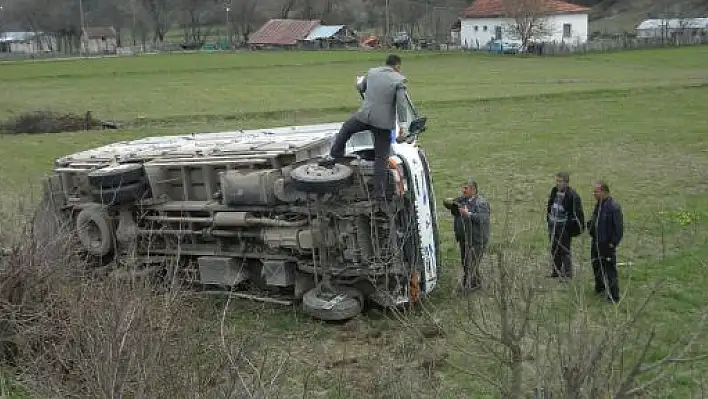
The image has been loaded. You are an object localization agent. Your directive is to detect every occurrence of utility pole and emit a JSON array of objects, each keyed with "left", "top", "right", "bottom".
[
  {"left": 132, "top": 0, "right": 137, "bottom": 46},
  {"left": 426, "top": 0, "right": 430, "bottom": 38},
  {"left": 79, "top": 0, "right": 86, "bottom": 55},
  {"left": 385, "top": 0, "right": 390, "bottom": 47},
  {"left": 225, "top": 5, "right": 231, "bottom": 49}
]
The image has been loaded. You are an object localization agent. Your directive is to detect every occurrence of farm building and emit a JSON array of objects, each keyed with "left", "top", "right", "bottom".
[
  {"left": 248, "top": 19, "right": 321, "bottom": 48},
  {"left": 459, "top": 0, "right": 590, "bottom": 49},
  {"left": 635, "top": 18, "right": 708, "bottom": 39},
  {"left": 298, "top": 25, "right": 359, "bottom": 49},
  {"left": 81, "top": 26, "right": 118, "bottom": 54},
  {"left": 450, "top": 20, "right": 461, "bottom": 45},
  {"left": 0, "top": 31, "right": 57, "bottom": 54}
]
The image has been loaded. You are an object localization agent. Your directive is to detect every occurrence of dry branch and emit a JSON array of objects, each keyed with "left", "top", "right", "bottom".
[{"left": 501, "top": 0, "right": 554, "bottom": 46}]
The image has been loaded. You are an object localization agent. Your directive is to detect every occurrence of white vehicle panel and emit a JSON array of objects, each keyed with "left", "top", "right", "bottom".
[{"left": 391, "top": 143, "right": 438, "bottom": 292}]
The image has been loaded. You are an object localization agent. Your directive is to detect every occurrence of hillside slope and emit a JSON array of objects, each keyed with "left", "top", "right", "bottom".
[{"left": 587, "top": 0, "right": 708, "bottom": 33}]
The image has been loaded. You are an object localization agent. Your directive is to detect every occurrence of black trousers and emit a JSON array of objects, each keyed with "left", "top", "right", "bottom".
[
  {"left": 459, "top": 239, "right": 483, "bottom": 288},
  {"left": 591, "top": 241, "right": 620, "bottom": 302},
  {"left": 549, "top": 223, "right": 573, "bottom": 277},
  {"left": 329, "top": 116, "right": 391, "bottom": 196}
]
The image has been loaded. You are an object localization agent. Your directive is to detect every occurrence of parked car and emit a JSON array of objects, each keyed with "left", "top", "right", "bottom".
[
  {"left": 34, "top": 88, "right": 440, "bottom": 322},
  {"left": 486, "top": 39, "right": 524, "bottom": 54}
]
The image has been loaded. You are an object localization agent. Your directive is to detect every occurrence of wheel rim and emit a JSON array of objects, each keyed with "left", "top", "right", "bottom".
[
  {"left": 85, "top": 220, "right": 103, "bottom": 249},
  {"left": 305, "top": 164, "right": 343, "bottom": 178}
]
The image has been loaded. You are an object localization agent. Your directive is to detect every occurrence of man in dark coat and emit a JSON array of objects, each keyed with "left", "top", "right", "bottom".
[
  {"left": 546, "top": 172, "right": 585, "bottom": 279},
  {"left": 587, "top": 181, "right": 624, "bottom": 303},
  {"left": 443, "top": 177, "right": 491, "bottom": 294}
]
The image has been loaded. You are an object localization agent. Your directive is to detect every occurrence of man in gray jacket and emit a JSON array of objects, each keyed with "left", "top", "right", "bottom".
[
  {"left": 443, "top": 177, "right": 491, "bottom": 294},
  {"left": 320, "top": 54, "right": 409, "bottom": 199}
]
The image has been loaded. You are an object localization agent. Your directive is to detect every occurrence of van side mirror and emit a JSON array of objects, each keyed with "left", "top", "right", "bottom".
[
  {"left": 396, "top": 117, "right": 427, "bottom": 144},
  {"left": 408, "top": 117, "right": 427, "bottom": 134}
]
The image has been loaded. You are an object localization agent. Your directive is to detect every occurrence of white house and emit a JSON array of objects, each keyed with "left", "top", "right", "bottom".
[
  {"left": 459, "top": 0, "right": 591, "bottom": 49},
  {"left": 636, "top": 18, "right": 708, "bottom": 39}
]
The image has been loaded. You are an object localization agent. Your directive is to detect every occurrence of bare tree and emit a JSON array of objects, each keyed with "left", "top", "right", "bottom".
[
  {"left": 230, "top": 0, "right": 261, "bottom": 44},
  {"left": 178, "top": 0, "right": 218, "bottom": 45},
  {"left": 279, "top": 0, "right": 296, "bottom": 18},
  {"left": 501, "top": 0, "right": 554, "bottom": 47},
  {"left": 407, "top": 195, "right": 708, "bottom": 399},
  {"left": 140, "top": 0, "right": 175, "bottom": 42}
]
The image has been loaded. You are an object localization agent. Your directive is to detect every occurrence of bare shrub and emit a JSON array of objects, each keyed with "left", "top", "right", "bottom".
[
  {"left": 414, "top": 198, "right": 708, "bottom": 398},
  {"left": 0, "top": 197, "right": 293, "bottom": 398},
  {"left": 0, "top": 111, "right": 113, "bottom": 134}
]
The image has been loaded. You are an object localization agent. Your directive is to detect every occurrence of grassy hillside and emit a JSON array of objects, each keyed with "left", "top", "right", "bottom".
[
  {"left": 0, "top": 47, "right": 707, "bottom": 397},
  {"left": 589, "top": 0, "right": 708, "bottom": 34}
]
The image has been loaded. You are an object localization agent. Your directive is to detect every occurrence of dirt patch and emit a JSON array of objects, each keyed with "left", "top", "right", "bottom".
[{"left": 0, "top": 111, "right": 119, "bottom": 134}]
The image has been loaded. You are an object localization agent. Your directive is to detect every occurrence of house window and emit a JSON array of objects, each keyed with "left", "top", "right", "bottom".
[
  {"left": 495, "top": 26, "right": 502, "bottom": 39},
  {"left": 563, "top": 23, "right": 571, "bottom": 38},
  {"left": 474, "top": 26, "right": 479, "bottom": 31},
  {"left": 483, "top": 26, "right": 488, "bottom": 31}
]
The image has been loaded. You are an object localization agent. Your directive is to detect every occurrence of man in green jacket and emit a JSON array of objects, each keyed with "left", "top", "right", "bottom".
[{"left": 443, "top": 177, "right": 491, "bottom": 294}]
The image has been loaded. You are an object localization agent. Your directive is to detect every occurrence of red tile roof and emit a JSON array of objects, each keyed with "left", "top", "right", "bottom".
[
  {"left": 248, "top": 19, "right": 321, "bottom": 46},
  {"left": 462, "top": 0, "right": 591, "bottom": 18}
]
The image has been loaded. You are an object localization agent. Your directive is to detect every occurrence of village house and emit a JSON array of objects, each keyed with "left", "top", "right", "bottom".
[
  {"left": 459, "top": 0, "right": 591, "bottom": 50},
  {"left": 0, "top": 31, "right": 57, "bottom": 54},
  {"left": 248, "top": 19, "right": 359, "bottom": 50},
  {"left": 81, "top": 26, "right": 118, "bottom": 54},
  {"left": 635, "top": 18, "right": 708, "bottom": 39}
]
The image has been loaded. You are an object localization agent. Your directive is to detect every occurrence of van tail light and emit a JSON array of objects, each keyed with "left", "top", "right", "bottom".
[
  {"left": 388, "top": 157, "right": 406, "bottom": 195},
  {"left": 409, "top": 271, "right": 420, "bottom": 302}
]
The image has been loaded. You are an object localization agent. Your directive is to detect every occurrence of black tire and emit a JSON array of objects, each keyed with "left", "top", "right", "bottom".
[
  {"left": 91, "top": 180, "right": 150, "bottom": 206},
  {"left": 88, "top": 163, "right": 144, "bottom": 189},
  {"left": 290, "top": 163, "right": 353, "bottom": 194},
  {"left": 76, "top": 204, "right": 115, "bottom": 257},
  {"left": 302, "top": 286, "right": 363, "bottom": 321}
]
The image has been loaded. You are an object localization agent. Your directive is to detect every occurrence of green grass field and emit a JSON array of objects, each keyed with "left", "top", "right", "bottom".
[{"left": 1, "top": 47, "right": 708, "bottom": 397}]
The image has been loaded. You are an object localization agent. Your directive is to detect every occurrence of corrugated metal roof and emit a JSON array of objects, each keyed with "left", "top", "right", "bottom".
[
  {"left": 248, "top": 19, "right": 320, "bottom": 46},
  {"left": 304, "top": 25, "right": 344, "bottom": 40},
  {"left": 83, "top": 26, "right": 117, "bottom": 38},
  {"left": 636, "top": 18, "right": 708, "bottom": 30}
]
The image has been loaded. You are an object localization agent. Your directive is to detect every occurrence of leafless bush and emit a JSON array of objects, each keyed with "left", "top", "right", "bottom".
[
  {"left": 0, "top": 111, "right": 106, "bottom": 134},
  {"left": 414, "top": 199, "right": 708, "bottom": 398},
  {"left": 0, "top": 196, "right": 294, "bottom": 398}
]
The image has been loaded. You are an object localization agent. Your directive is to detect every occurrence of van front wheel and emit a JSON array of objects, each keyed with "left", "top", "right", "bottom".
[{"left": 302, "top": 286, "right": 363, "bottom": 321}]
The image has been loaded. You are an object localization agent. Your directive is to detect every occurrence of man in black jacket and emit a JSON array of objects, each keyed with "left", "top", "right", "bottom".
[
  {"left": 546, "top": 172, "right": 585, "bottom": 279},
  {"left": 587, "top": 181, "right": 624, "bottom": 303}
]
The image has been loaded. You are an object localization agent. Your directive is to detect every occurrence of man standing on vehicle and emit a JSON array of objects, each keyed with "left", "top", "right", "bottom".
[
  {"left": 546, "top": 171, "right": 585, "bottom": 280},
  {"left": 443, "top": 177, "right": 491, "bottom": 294},
  {"left": 319, "top": 54, "right": 409, "bottom": 199},
  {"left": 587, "top": 181, "right": 624, "bottom": 303}
]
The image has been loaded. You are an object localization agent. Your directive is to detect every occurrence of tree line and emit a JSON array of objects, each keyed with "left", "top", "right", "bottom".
[{"left": 0, "top": 0, "right": 471, "bottom": 47}]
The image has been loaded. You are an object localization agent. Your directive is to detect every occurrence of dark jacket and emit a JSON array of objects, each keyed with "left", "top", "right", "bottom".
[
  {"left": 546, "top": 186, "right": 585, "bottom": 237},
  {"left": 444, "top": 195, "right": 491, "bottom": 246},
  {"left": 587, "top": 197, "right": 624, "bottom": 247}
]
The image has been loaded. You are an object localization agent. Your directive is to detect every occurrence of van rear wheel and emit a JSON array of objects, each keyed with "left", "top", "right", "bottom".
[{"left": 302, "top": 286, "right": 363, "bottom": 321}]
